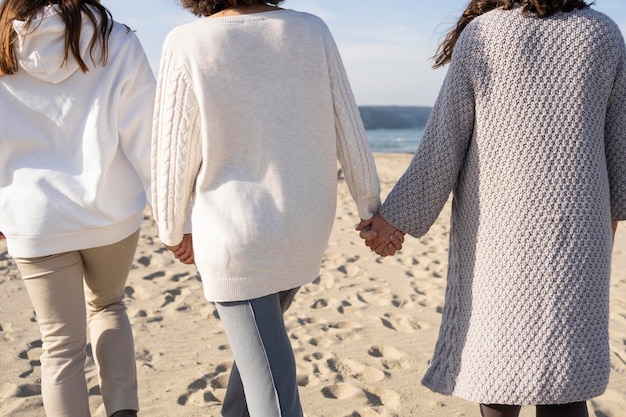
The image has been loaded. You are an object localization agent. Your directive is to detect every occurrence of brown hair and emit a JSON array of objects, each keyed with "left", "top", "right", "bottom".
[
  {"left": 179, "top": 0, "right": 284, "bottom": 17},
  {"left": 0, "top": 0, "right": 113, "bottom": 76},
  {"left": 433, "top": 0, "right": 593, "bottom": 68}
]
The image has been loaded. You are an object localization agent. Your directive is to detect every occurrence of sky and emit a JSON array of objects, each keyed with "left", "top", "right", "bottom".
[{"left": 103, "top": 0, "right": 626, "bottom": 107}]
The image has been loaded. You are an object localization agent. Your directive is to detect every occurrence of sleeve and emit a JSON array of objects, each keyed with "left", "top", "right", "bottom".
[
  {"left": 379, "top": 48, "right": 475, "bottom": 238},
  {"left": 605, "top": 35, "right": 626, "bottom": 222},
  {"left": 117, "top": 31, "right": 156, "bottom": 205},
  {"left": 325, "top": 32, "right": 381, "bottom": 220},
  {"left": 151, "top": 44, "right": 203, "bottom": 246}
]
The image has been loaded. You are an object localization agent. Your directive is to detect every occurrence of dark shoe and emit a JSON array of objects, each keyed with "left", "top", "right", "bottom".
[{"left": 110, "top": 410, "right": 137, "bottom": 417}]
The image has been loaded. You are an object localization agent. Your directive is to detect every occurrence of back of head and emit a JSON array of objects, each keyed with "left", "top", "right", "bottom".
[
  {"left": 433, "top": 0, "right": 593, "bottom": 68},
  {"left": 180, "top": 0, "right": 284, "bottom": 17},
  {"left": 0, "top": 0, "right": 113, "bottom": 76}
]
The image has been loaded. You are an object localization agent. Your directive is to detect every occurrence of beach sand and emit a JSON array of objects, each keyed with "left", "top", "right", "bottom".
[{"left": 1, "top": 152, "right": 625, "bottom": 417}]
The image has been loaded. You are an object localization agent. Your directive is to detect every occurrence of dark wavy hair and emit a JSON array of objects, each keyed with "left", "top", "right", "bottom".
[
  {"left": 0, "top": 0, "right": 113, "bottom": 76},
  {"left": 180, "top": 0, "right": 284, "bottom": 17},
  {"left": 433, "top": 0, "right": 593, "bottom": 68}
]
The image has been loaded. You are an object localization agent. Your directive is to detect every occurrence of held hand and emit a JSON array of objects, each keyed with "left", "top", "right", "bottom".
[
  {"left": 166, "top": 233, "right": 195, "bottom": 265},
  {"left": 356, "top": 214, "right": 405, "bottom": 257}
]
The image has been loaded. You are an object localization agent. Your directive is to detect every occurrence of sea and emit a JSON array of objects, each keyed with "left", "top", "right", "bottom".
[{"left": 365, "top": 128, "right": 424, "bottom": 154}]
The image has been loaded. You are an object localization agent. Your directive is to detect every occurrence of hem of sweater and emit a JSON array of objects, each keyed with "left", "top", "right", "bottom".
[
  {"left": 421, "top": 375, "right": 608, "bottom": 405},
  {"left": 6, "top": 214, "right": 143, "bottom": 258},
  {"left": 199, "top": 256, "right": 323, "bottom": 302}
]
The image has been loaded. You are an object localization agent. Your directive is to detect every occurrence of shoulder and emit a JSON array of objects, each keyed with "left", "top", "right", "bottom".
[
  {"left": 107, "top": 20, "right": 143, "bottom": 50},
  {"left": 573, "top": 8, "right": 625, "bottom": 46},
  {"left": 163, "top": 19, "right": 204, "bottom": 45},
  {"left": 277, "top": 9, "right": 335, "bottom": 48},
  {"left": 278, "top": 9, "right": 330, "bottom": 31}
]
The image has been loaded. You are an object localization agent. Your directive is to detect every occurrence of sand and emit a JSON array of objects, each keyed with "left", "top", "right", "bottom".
[{"left": 1, "top": 152, "right": 625, "bottom": 417}]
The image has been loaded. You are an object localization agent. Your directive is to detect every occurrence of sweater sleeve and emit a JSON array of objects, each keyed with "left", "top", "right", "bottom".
[
  {"left": 379, "top": 50, "right": 475, "bottom": 238},
  {"left": 117, "top": 31, "right": 156, "bottom": 205},
  {"left": 326, "top": 33, "right": 380, "bottom": 220},
  {"left": 605, "top": 35, "right": 626, "bottom": 222},
  {"left": 151, "top": 47, "right": 202, "bottom": 246}
]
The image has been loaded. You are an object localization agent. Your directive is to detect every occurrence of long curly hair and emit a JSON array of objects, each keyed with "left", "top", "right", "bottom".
[
  {"left": 0, "top": 0, "right": 113, "bottom": 76},
  {"left": 433, "top": 0, "right": 593, "bottom": 68},
  {"left": 179, "top": 0, "right": 284, "bottom": 17}
]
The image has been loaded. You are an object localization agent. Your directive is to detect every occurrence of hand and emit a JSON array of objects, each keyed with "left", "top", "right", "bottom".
[
  {"left": 0, "top": 231, "right": 5, "bottom": 240},
  {"left": 166, "top": 233, "right": 195, "bottom": 265},
  {"left": 356, "top": 214, "right": 405, "bottom": 257}
]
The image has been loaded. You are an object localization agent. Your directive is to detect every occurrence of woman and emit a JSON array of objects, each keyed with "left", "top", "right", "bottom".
[
  {"left": 361, "top": 0, "right": 626, "bottom": 416},
  {"left": 0, "top": 1, "right": 155, "bottom": 416},
  {"left": 151, "top": 0, "right": 395, "bottom": 415}
]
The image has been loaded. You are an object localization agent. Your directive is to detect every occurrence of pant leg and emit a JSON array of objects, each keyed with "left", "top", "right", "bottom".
[
  {"left": 217, "top": 288, "right": 302, "bottom": 417},
  {"left": 82, "top": 230, "right": 140, "bottom": 417},
  {"left": 480, "top": 404, "right": 522, "bottom": 417},
  {"left": 221, "top": 363, "right": 249, "bottom": 417},
  {"left": 536, "top": 402, "right": 588, "bottom": 417},
  {"left": 15, "top": 252, "right": 91, "bottom": 417}
]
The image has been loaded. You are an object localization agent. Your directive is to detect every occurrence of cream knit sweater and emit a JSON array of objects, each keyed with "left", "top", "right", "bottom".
[
  {"left": 152, "top": 10, "right": 380, "bottom": 302},
  {"left": 380, "top": 7, "right": 626, "bottom": 404}
]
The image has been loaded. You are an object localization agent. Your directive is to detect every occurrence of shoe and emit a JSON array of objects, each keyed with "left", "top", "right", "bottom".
[{"left": 110, "top": 410, "right": 137, "bottom": 417}]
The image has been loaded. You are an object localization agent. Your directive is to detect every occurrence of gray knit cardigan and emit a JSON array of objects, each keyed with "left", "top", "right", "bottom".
[{"left": 379, "top": 7, "right": 626, "bottom": 404}]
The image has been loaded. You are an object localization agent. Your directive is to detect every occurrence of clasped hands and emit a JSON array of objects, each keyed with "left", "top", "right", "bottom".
[{"left": 357, "top": 213, "right": 405, "bottom": 257}]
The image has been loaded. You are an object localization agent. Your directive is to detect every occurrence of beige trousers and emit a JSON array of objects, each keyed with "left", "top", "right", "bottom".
[{"left": 14, "top": 230, "right": 140, "bottom": 417}]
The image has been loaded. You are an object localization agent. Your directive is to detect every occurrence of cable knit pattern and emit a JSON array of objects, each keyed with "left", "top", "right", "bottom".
[
  {"left": 152, "top": 49, "right": 202, "bottom": 245},
  {"left": 379, "top": 7, "right": 626, "bottom": 405},
  {"left": 152, "top": 9, "right": 380, "bottom": 302}
]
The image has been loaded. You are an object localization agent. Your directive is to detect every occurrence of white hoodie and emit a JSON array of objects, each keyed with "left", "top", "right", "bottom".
[{"left": 0, "top": 5, "right": 155, "bottom": 257}]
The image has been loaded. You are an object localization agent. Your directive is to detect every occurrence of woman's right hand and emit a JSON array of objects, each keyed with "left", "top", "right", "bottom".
[{"left": 166, "top": 233, "right": 194, "bottom": 265}]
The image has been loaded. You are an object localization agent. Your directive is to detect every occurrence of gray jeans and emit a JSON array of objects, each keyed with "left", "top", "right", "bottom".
[{"left": 216, "top": 287, "right": 303, "bottom": 417}]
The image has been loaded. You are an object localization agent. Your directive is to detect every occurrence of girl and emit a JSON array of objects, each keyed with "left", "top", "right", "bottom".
[
  {"left": 151, "top": 1, "right": 397, "bottom": 415},
  {"left": 0, "top": 0, "right": 155, "bottom": 415},
  {"left": 361, "top": 1, "right": 626, "bottom": 416}
]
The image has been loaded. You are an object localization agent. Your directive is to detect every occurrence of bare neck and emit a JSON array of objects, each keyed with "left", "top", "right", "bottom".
[{"left": 210, "top": 4, "right": 281, "bottom": 18}]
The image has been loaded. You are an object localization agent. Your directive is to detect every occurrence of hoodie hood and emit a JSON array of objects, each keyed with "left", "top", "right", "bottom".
[{"left": 12, "top": 5, "right": 97, "bottom": 84}]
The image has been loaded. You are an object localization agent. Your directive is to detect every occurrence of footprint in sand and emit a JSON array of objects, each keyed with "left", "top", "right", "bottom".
[
  {"left": 380, "top": 312, "right": 422, "bottom": 333},
  {"left": 336, "top": 300, "right": 353, "bottom": 314},
  {"left": 362, "top": 386, "right": 402, "bottom": 410},
  {"left": 142, "top": 271, "right": 166, "bottom": 281},
  {"left": 306, "top": 320, "right": 363, "bottom": 346},
  {"left": 326, "top": 357, "right": 387, "bottom": 383},
  {"left": 391, "top": 293, "right": 418, "bottom": 309},
  {"left": 355, "top": 286, "right": 393, "bottom": 307},
  {"left": 321, "top": 383, "right": 401, "bottom": 411},
  {"left": 321, "top": 383, "right": 364, "bottom": 400},
  {"left": 16, "top": 339, "right": 42, "bottom": 378},
  {"left": 306, "top": 273, "right": 336, "bottom": 292},
  {"left": 298, "top": 351, "right": 336, "bottom": 386},
  {"left": 176, "top": 362, "right": 230, "bottom": 407},
  {"left": 0, "top": 382, "right": 41, "bottom": 399},
  {"left": 368, "top": 345, "right": 412, "bottom": 370}
]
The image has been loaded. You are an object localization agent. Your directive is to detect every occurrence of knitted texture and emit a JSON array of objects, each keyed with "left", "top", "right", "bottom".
[
  {"left": 152, "top": 10, "right": 380, "bottom": 302},
  {"left": 380, "top": 7, "right": 626, "bottom": 404}
]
